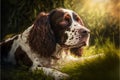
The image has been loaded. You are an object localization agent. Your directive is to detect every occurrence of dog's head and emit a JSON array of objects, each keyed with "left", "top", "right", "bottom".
[
  {"left": 28, "top": 8, "right": 90, "bottom": 57},
  {"left": 49, "top": 8, "right": 90, "bottom": 48}
]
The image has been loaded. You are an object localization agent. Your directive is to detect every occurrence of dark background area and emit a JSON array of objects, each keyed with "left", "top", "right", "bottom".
[{"left": 1, "top": 0, "right": 64, "bottom": 39}]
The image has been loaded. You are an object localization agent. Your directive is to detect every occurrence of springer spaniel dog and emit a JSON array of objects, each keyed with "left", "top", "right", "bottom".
[{"left": 0, "top": 8, "right": 90, "bottom": 80}]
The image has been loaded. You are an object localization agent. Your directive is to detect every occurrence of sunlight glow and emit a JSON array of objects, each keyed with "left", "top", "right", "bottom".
[
  {"left": 66, "top": 53, "right": 104, "bottom": 62},
  {"left": 67, "top": 55, "right": 79, "bottom": 61},
  {"left": 75, "top": 0, "right": 120, "bottom": 21},
  {"left": 91, "top": 0, "right": 109, "bottom": 3}
]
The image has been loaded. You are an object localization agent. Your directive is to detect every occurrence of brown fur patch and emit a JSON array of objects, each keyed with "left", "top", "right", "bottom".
[
  {"left": 70, "top": 47, "right": 83, "bottom": 56},
  {"left": 15, "top": 46, "right": 33, "bottom": 67},
  {"left": 28, "top": 12, "right": 56, "bottom": 57},
  {"left": 49, "top": 9, "right": 71, "bottom": 45}
]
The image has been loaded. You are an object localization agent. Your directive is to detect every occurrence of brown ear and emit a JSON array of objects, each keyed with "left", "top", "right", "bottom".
[{"left": 28, "top": 12, "right": 56, "bottom": 57}]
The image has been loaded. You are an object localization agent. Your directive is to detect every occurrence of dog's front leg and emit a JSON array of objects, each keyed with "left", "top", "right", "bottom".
[{"left": 31, "top": 66, "right": 69, "bottom": 80}]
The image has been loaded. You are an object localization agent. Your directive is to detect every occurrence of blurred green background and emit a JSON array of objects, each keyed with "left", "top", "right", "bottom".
[{"left": 1, "top": 0, "right": 120, "bottom": 80}]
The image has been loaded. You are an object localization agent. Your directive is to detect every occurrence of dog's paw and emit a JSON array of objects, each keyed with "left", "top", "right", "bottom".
[
  {"left": 54, "top": 72, "right": 69, "bottom": 80},
  {"left": 33, "top": 67, "right": 69, "bottom": 80}
]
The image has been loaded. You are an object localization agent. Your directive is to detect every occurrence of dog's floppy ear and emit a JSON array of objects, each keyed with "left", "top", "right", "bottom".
[{"left": 28, "top": 12, "right": 56, "bottom": 57}]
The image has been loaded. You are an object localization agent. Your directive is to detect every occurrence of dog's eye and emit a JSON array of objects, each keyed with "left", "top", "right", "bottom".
[
  {"left": 59, "top": 20, "right": 69, "bottom": 27},
  {"left": 73, "top": 13, "right": 84, "bottom": 25},
  {"left": 73, "top": 13, "right": 80, "bottom": 21},
  {"left": 76, "top": 17, "right": 84, "bottom": 25},
  {"left": 58, "top": 15, "right": 69, "bottom": 26},
  {"left": 59, "top": 14, "right": 71, "bottom": 27},
  {"left": 74, "top": 15, "right": 80, "bottom": 22},
  {"left": 76, "top": 17, "right": 80, "bottom": 22},
  {"left": 64, "top": 14, "right": 70, "bottom": 21}
]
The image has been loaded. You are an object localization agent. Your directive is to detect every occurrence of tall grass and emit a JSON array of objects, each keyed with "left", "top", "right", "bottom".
[{"left": 61, "top": 40, "right": 119, "bottom": 80}]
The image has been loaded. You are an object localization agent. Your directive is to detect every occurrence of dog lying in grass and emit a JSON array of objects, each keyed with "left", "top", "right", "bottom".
[{"left": 0, "top": 8, "right": 90, "bottom": 80}]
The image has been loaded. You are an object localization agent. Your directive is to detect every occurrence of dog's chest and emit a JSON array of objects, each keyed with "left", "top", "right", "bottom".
[
  {"left": 17, "top": 38, "right": 67, "bottom": 68},
  {"left": 31, "top": 47, "right": 69, "bottom": 69}
]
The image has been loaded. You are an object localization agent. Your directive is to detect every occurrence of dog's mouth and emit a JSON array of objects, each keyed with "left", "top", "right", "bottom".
[
  {"left": 60, "top": 35, "right": 90, "bottom": 56},
  {"left": 69, "top": 41, "right": 86, "bottom": 56},
  {"left": 61, "top": 41, "right": 87, "bottom": 49},
  {"left": 72, "top": 41, "right": 86, "bottom": 48},
  {"left": 60, "top": 41, "right": 86, "bottom": 57}
]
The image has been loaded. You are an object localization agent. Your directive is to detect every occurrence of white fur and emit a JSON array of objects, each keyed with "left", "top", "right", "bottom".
[
  {"left": 37, "top": 67, "right": 69, "bottom": 80},
  {"left": 7, "top": 40, "right": 19, "bottom": 64},
  {"left": 62, "top": 9, "right": 90, "bottom": 46}
]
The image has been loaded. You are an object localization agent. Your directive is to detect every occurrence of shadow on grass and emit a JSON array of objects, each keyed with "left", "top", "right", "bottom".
[{"left": 1, "top": 65, "right": 53, "bottom": 80}]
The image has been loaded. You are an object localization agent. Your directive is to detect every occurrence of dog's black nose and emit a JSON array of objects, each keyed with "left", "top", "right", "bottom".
[{"left": 79, "top": 28, "right": 90, "bottom": 36}]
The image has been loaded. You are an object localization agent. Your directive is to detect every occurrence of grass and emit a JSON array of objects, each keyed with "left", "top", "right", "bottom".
[
  {"left": 61, "top": 40, "right": 120, "bottom": 80},
  {"left": 1, "top": 40, "right": 120, "bottom": 80},
  {"left": 1, "top": 66, "right": 53, "bottom": 80}
]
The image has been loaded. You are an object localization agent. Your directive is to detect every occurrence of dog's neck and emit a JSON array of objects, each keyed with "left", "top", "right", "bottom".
[{"left": 51, "top": 44, "right": 69, "bottom": 60}]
